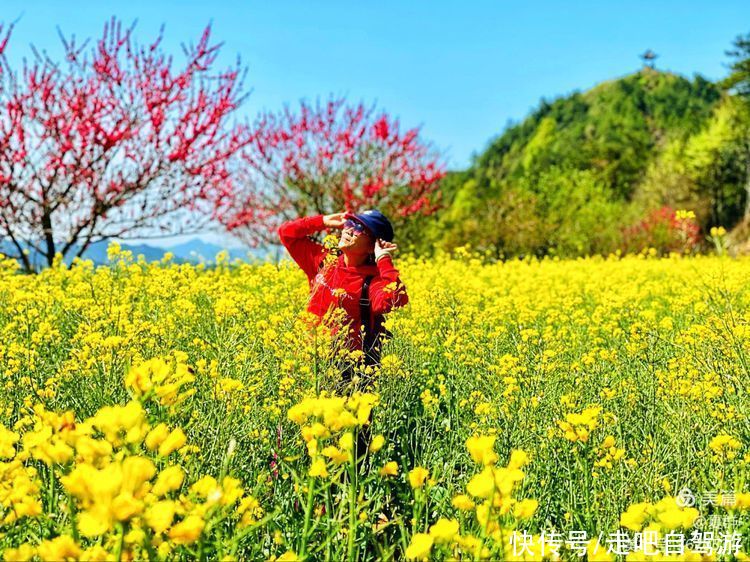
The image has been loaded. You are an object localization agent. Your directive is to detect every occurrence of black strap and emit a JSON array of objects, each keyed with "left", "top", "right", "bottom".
[
  {"left": 360, "top": 274, "right": 381, "bottom": 367},
  {"left": 360, "top": 274, "right": 374, "bottom": 341}
]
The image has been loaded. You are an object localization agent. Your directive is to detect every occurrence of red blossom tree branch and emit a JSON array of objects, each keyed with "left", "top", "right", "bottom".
[
  {"left": 0, "top": 18, "right": 252, "bottom": 271},
  {"left": 216, "top": 96, "right": 446, "bottom": 246}
]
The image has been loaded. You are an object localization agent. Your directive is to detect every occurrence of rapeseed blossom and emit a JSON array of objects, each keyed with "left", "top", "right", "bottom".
[{"left": 0, "top": 246, "right": 749, "bottom": 558}]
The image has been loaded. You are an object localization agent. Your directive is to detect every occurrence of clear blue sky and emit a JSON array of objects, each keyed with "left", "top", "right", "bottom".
[{"left": 2, "top": 0, "right": 748, "bottom": 247}]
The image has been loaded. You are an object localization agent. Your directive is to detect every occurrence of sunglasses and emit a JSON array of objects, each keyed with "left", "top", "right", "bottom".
[{"left": 343, "top": 219, "right": 369, "bottom": 236}]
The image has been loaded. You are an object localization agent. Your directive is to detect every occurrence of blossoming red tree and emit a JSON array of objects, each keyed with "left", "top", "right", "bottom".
[
  {"left": 622, "top": 206, "right": 701, "bottom": 254},
  {"left": 219, "top": 97, "right": 446, "bottom": 246},
  {"left": 0, "top": 19, "right": 251, "bottom": 272}
]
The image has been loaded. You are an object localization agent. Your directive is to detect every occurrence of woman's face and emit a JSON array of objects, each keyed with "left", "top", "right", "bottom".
[{"left": 338, "top": 220, "right": 375, "bottom": 254}]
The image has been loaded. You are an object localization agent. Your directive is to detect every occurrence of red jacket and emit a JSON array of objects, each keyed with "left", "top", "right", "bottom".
[{"left": 278, "top": 214, "right": 409, "bottom": 351}]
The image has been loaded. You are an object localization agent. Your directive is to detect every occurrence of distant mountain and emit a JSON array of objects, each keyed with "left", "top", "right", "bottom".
[
  {"left": 165, "top": 239, "right": 256, "bottom": 262},
  {"left": 0, "top": 237, "right": 277, "bottom": 270},
  {"left": 83, "top": 241, "right": 167, "bottom": 264}
]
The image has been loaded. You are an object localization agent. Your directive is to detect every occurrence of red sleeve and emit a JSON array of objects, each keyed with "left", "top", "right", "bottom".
[
  {"left": 369, "top": 255, "right": 409, "bottom": 315},
  {"left": 277, "top": 215, "right": 327, "bottom": 280}
]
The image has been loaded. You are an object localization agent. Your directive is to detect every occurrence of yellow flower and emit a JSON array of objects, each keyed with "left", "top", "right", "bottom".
[
  {"left": 369, "top": 434, "right": 385, "bottom": 453},
  {"left": 90, "top": 401, "right": 148, "bottom": 447},
  {"left": 287, "top": 403, "right": 308, "bottom": 425},
  {"left": 451, "top": 494, "right": 475, "bottom": 510},
  {"left": 77, "top": 507, "right": 110, "bottom": 537},
  {"left": 11, "top": 496, "right": 42, "bottom": 521},
  {"left": 675, "top": 209, "right": 696, "bottom": 220},
  {"left": 466, "top": 435, "right": 498, "bottom": 466},
  {"left": 466, "top": 467, "right": 495, "bottom": 499},
  {"left": 557, "top": 406, "right": 603, "bottom": 443},
  {"left": 144, "top": 500, "right": 176, "bottom": 534},
  {"left": 709, "top": 432, "right": 742, "bottom": 461},
  {"left": 306, "top": 438, "right": 318, "bottom": 457},
  {"left": 2, "top": 544, "right": 35, "bottom": 562},
  {"left": 60, "top": 464, "right": 100, "bottom": 500},
  {"left": 157, "top": 542, "right": 172, "bottom": 559},
  {"left": 405, "top": 533, "right": 434, "bottom": 560},
  {"left": 36, "top": 536, "right": 81, "bottom": 561},
  {"left": 0, "top": 426, "right": 19, "bottom": 459},
  {"left": 191, "top": 475, "right": 220, "bottom": 500},
  {"left": 121, "top": 456, "right": 156, "bottom": 494},
  {"left": 339, "top": 432, "right": 354, "bottom": 452},
  {"left": 111, "top": 492, "right": 144, "bottom": 521},
  {"left": 152, "top": 466, "right": 185, "bottom": 496},
  {"left": 106, "top": 241, "right": 121, "bottom": 260},
  {"left": 158, "top": 428, "right": 187, "bottom": 457},
  {"left": 653, "top": 497, "right": 699, "bottom": 529},
  {"left": 125, "top": 357, "right": 195, "bottom": 406},
  {"left": 620, "top": 501, "right": 651, "bottom": 531},
  {"left": 321, "top": 445, "right": 350, "bottom": 465},
  {"left": 145, "top": 423, "right": 170, "bottom": 450},
  {"left": 79, "top": 544, "right": 111, "bottom": 561},
  {"left": 309, "top": 458, "right": 329, "bottom": 478},
  {"left": 74, "top": 436, "right": 113, "bottom": 465},
  {"left": 428, "top": 518, "right": 459, "bottom": 543},
  {"left": 379, "top": 461, "right": 399, "bottom": 477},
  {"left": 656, "top": 506, "right": 695, "bottom": 529},
  {"left": 408, "top": 467, "right": 430, "bottom": 489},
  {"left": 301, "top": 423, "right": 328, "bottom": 442},
  {"left": 507, "top": 449, "right": 530, "bottom": 469},
  {"left": 168, "top": 514, "right": 205, "bottom": 544},
  {"left": 221, "top": 477, "right": 244, "bottom": 506},
  {"left": 237, "top": 495, "right": 264, "bottom": 527},
  {"left": 513, "top": 498, "right": 539, "bottom": 519}
]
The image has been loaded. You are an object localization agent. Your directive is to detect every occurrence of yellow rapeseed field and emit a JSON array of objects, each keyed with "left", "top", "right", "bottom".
[{"left": 1, "top": 244, "right": 750, "bottom": 560}]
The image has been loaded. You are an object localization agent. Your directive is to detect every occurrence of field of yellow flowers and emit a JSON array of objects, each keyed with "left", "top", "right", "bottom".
[{"left": 1, "top": 244, "right": 750, "bottom": 561}]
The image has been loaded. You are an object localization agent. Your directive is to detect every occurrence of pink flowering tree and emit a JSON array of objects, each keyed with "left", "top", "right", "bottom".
[
  {"left": 218, "top": 97, "right": 446, "bottom": 246},
  {"left": 0, "top": 19, "right": 251, "bottom": 271}
]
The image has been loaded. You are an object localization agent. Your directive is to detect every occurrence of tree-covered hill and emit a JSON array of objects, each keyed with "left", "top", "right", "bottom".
[
  {"left": 411, "top": 67, "right": 750, "bottom": 258},
  {"left": 475, "top": 70, "right": 720, "bottom": 199}
]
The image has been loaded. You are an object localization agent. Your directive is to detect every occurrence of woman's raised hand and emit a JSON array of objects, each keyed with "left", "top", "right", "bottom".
[
  {"left": 322, "top": 212, "right": 347, "bottom": 229},
  {"left": 375, "top": 239, "right": 398, "bottom": 262}
]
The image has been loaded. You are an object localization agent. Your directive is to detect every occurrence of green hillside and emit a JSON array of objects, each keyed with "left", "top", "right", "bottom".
[
  {"left": 411, "top": 68, "right": 750, "bottom": 257},
  {"left": 476, "top": 70, "right": 719, "bottom": 198}
]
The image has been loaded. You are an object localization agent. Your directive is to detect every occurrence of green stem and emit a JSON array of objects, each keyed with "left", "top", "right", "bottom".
[
  {"left": 67, "top": 494, "right": 79, "bottom": 542},
  {"left": 47, "top": 465, "right": 55, "bottom": 513},
  {"left": 412, "top": 490, "right": 421, "bottom": 535},
  {"left": 325, "top": 488, "right": 334, "bottom": 560},
  {"left": 476, "top": 480, "right": 497, "bottom": 561},
  {"left": 198, "top": 533, "right": 205, "bottom": 562},
  {"left": 115, "top": 522, "right": 126, "bottom": 562},
  {"left": 142, "top": 528, "right": 159, "bottom": 561},
  {"left": 347, "top": 442, "right": 358, "bottom": 562},
  {"left": 300, "top": 477, "right": 316, "bottom": 558},
  {"left": 230, "top": 509, "right": 280, "bottom": 558},
  {"left": 314, "top": 330, "right": 319, "bottom": 395}
]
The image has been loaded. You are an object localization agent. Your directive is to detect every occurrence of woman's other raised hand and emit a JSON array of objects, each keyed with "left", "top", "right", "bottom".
[
  {"left": 375, "top": 239, "right": 398, "bottom": 262},
  {"left": 322, "top": 212, "right": 347, "bottom": 229}
]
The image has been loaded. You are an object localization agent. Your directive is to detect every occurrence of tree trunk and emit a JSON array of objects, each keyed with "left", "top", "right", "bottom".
[{"left": 41, "top": 209, "right": 56, "bottom": 267}]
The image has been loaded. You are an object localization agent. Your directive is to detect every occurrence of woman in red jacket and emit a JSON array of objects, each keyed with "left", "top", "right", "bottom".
[{"left": 277, "top": 209, "right": 409, "bottom": 387}]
